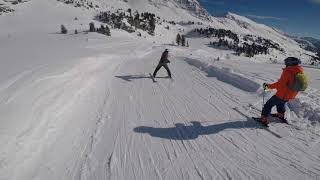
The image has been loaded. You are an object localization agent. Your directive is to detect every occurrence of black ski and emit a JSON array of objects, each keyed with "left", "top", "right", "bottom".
[
  {"left": 248, "top": 104, "right": 289, "bottom": 124},
  {"left": 149, "top": 73, "right": 157, "bottom": 83},
  {"left": 246, "top": 104, "right": 303, "bottom": 131}
]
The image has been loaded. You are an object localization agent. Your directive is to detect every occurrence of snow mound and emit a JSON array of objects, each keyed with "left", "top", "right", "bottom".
[
  {"left": 185, "top": 58, "right": 260, "bottom": 92},
  {"left": 288, "top": 90, "right": 320, "bottom": 122}
]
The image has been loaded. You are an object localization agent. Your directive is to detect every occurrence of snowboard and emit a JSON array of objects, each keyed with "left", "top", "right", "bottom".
[{"left": 149, "top": 73, "right": 157, "bottom": 83}]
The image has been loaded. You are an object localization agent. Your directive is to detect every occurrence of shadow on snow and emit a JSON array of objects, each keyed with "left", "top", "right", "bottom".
[{"left": 134, "top": 120, "right": 262, "bottom": 140}]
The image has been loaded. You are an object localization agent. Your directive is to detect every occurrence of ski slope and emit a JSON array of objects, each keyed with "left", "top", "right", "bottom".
[
  {"left": 1, "top": 0, "right": 320, "bottom": 179},
  {"left": 80, "top": 44, "right": 320, "bottom": 180},
  {"left": 1, "top": 33, "right": 320, "bottom": 179}
]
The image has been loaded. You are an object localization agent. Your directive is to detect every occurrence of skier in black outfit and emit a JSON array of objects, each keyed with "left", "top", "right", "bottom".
[{"left": 153, "top": 49, "right": 172, "bottom": 78}]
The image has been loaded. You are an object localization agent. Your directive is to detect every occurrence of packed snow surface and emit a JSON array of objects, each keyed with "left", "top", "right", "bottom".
[{"left": 1, "top": 0, "right": 320, "bottom": 180}]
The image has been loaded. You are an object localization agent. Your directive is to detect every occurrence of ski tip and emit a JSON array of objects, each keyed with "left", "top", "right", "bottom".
[{"left": 149, "top": 73, "right": 157, "bottom": 83}]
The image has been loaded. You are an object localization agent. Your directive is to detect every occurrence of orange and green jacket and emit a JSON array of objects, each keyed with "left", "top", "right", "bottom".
[{"left": 268, "top": 65, "right": 304, "bottom": 101}]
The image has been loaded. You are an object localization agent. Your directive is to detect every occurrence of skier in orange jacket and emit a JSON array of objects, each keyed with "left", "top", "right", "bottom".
[{"left": 260, "top": 57, "right": 303, "bottom": 125}]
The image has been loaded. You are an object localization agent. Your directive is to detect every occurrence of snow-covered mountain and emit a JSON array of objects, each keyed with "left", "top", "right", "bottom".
[
  {"left": 77, "top": 0, "right": 319, "bottom": 63},
  {"left": 293, "top": 37, "right": 320, "bottom": 52},
  {"left": 0, "top": 0, "right": 318, "bottom": 64},
  {"left": 208, "top": 13, "right": 317, "bottom": 63}
]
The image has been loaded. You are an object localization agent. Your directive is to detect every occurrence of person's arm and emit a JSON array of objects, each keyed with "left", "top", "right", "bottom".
[{"left": 268, "top": 70, "right": 288, "bottom": 89}]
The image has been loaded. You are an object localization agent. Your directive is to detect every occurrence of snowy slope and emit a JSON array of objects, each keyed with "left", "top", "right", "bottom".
[{"left": 1, "top": 0, "right": 320, "bottom": 180}]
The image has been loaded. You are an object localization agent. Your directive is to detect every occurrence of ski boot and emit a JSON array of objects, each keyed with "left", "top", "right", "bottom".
[{"left": 260, "top": 116, "right": 269, "bottom": 126}]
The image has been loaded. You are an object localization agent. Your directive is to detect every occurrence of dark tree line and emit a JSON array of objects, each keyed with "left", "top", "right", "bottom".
[
  {"left": 198, "top": 27, "right": 285, "bottom": 57},
  {"left": 97, "top": 24, "right": 111, "bottom": 36},
  {"left": 0, "top": 6, "right": 14, "bottom": 14},
  {"left": 236, "top": 43, "right": 269, "bottom": 57},
  {"left": 243, "top": 34, "right": 283, "bottom": 52},
  {"left": 96, "top": 9, "right": 157, "bottom": 35},
  {"left": 194, "top": 27, "right": 239, "bottom": 43},
  {"left": 210, "top": 39, "right": 269, "bottom": 57},
  {"left": 89, "top": 22, "right": 111, "bottom": 36},
  {"left": 57, "top": 0, "right": 99, "bottom": 9},
  {"left": 176, "top": 33, "right": 189, "bottom": 47}
]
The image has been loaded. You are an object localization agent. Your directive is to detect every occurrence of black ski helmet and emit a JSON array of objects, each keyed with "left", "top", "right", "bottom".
[{"left": 284, "top": 57, "right": 301, "bottom": 66}]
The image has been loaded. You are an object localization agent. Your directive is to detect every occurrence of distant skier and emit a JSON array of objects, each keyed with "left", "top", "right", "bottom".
[
  {"left": 153, "top": 49, "right": 172, "bottom": 78},
  {"left": 259, "top": 57, "right": 308, "bottom": 125}
]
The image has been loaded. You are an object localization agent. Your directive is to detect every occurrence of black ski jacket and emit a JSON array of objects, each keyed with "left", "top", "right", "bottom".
[{"left": 158, "top": 51, "right": 170, "bottom": 65}]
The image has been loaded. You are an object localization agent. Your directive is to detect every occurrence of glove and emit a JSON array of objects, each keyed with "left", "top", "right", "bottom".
[{"left": 263, "top": 83, "right": 269, "bottom": 90}]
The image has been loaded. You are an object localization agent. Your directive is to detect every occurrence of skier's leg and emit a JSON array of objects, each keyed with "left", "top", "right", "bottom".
[
  {"left": 261, "top": 95, "right": 278, "bottom": 117},
  {"left": 276, "top": 99, "right": 286, "bottom": 114},
  {"left": 275, "top": 97, "right": 287, "bottom": 121},
  {"left": 163, "top": 64, "right": 172, "bottom": 78},
  {"left": 153, "top": 65, "right": 162, "bottom": 77}
]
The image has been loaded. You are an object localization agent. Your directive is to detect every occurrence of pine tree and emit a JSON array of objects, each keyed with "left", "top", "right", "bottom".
[
  {"left": 99, "top": 24, "right": 105, "bottom": 34},
  {"left": 61, "top": 25, "right": 67, "bottom": 34},
  {"left": 128, "top": 8, "right": 132, "bottom": 17},
  {"left": 89, "top": 22, "right": 95, "bottom": 32},
  {"left": 218, "top": 39, "right": 223, "bottom": 47},
  {"left": 105, "top": 25, "right": 111, "bottom": 36},
  {"left": 181, "top": 35, "right": 186, "bottom": 46},
  {"left": 176, "top": 33, "right": 181, "bottom": 46},
  {"left": 148, "top": 16, "right": 156, "bottom": 35},
  {"left": 134, "top": 12, "right": 140, "bottom": 21}
]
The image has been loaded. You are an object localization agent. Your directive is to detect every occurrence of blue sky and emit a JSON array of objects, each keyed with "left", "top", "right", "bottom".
[{"left": 198, "top": 0, "right": 320, "bottom": 39}]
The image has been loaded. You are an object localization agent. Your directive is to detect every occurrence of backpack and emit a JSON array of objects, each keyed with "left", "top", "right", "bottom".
[{"left": 289, "top": 72, "right": 308, "bottom": 92}]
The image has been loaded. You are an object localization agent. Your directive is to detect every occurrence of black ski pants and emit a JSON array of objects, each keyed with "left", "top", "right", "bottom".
[
  {"left": 261, "top": 95, "right": 287, "bottom": 117},
  {"left": 153, "top": 64, "right": 171, "bottom": 78}
]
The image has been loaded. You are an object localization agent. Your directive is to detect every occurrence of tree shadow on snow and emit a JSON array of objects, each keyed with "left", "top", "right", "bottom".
[
  {"left": 134, "top": 120, "right": 262, "bottom": 140},
  {"left": 115, "top": 75, "right": 169, "bottom": 82}
]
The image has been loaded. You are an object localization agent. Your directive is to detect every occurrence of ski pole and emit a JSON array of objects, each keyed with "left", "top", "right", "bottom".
[
  {"left": 262, "top": 89, "right": 265, "bottom": 110},
  {"left": 262, "top": 83, "right": 268, "bottom": 110}
]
